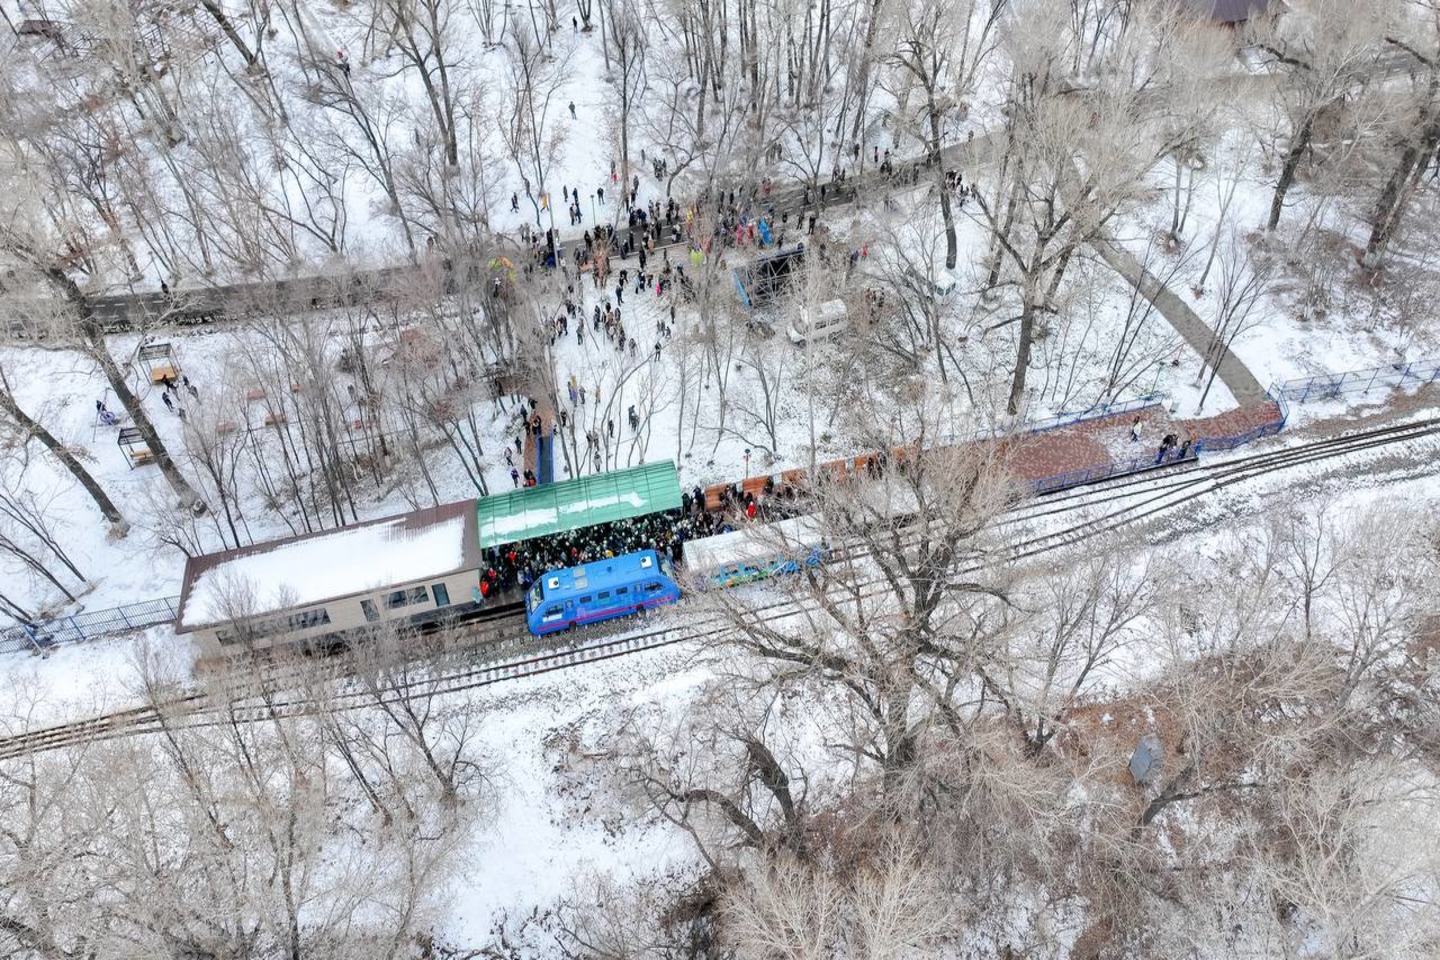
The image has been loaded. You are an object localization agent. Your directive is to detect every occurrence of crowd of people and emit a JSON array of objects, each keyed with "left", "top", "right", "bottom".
[
  {"left": 475, "top": 475, "right": 806, "bottom": 600},
  {"left": 516, "top": 160, "right": 835, "bottom": 288}
]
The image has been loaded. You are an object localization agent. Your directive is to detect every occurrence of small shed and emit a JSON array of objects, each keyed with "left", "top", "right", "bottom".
[
  {"left": 117, "top": 426, "right": 154, "bottom": 468},
  {"left": 136, "top": 341, "right": 179, "bottom": 384}
]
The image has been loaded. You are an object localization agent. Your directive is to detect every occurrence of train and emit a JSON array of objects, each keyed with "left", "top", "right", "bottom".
[
  {"left": 177, "top": 392, "right": 1280, "bottom": 662},
  {"left": 523, "top": 518, "right": 829, "bottom": 635}
]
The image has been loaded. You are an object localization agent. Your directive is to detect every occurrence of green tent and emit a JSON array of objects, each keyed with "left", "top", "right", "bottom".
[{"left": 477, "top": 461, "right": 682, "bottom": 549}]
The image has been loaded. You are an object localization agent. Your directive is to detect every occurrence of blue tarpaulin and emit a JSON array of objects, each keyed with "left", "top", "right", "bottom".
[{"left": 537, "top": 434, "right": 555, "bottom": 484}]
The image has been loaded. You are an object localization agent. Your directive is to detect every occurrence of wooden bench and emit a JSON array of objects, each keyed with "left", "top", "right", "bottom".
[
  {"left": 128, "top": 450, "right": 156, "bottom": 467},
  {"left": 149, "top": 364, "right": 178, "bottom": 384}
]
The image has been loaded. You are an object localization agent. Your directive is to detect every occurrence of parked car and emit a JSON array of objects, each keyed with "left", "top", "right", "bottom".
[{"left": 787, "top": 298, "right": 849, "bottom": 345}]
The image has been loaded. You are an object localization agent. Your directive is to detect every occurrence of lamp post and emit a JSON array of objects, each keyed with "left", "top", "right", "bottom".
[
  {"left": 591, "top": 192, "right": 598, "bottom": 224},
  {"left": 743, "top": 447, "right": 751, "bottom": 479},
  {"left": 1150, "top": 360, "right": 1165, "bottom": 398}
]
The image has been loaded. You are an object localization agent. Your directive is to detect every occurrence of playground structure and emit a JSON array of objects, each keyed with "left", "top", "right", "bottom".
[
  {"left": 136, "top": 341, "right": 179, "bottom": 384},
  {"left": 117, "top": 426, "right": 154, "bottom": 468}
]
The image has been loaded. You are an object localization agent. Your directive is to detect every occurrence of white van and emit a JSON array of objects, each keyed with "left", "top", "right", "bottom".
[
  {"left": 787, "top": 299, "right": 849, "bottom": 345},
  {"left": 905, "top": 267, "right": 957, "bottom": 301}
]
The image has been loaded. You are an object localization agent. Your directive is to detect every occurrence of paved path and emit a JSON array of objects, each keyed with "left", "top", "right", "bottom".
[{"left": 1089, "top": 236, "right": 1266, "bottom": 405}]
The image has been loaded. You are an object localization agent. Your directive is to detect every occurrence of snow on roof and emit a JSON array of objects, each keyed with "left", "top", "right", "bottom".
[{"left": 178, "top": 501, "right": 476, "bottom": 628}]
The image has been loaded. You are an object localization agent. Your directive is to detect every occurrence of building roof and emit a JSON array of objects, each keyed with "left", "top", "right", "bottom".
[
  {"left": 1190, "top": 0, "right": 1278, "bottom": 23},
  {"left": 477, "top": 461, "right": 682, "bottom": 549},
  {"left": 176, "top": 499, "right": 479, "bottom": 630}
]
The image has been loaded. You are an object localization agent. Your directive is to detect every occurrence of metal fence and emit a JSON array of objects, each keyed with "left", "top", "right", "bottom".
[
  {"left": 1018, "top": 394, "right": 1166, "bottom": 437},
  {"left": 0, "top": 596, "right": 181, "bottom": 656},
  {"left": 1273, "top": 358, "right": 1440, "bottom": 404},
  {"left": 946, "top": 393, "right": 1166, "bottom": 446}
]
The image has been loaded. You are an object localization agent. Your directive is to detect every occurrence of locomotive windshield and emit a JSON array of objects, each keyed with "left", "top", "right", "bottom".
[{"left": 526, "top": 581, "right": 542, "bottom": 612}]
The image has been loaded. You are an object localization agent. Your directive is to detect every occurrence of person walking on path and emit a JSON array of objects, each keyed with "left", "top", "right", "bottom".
[
  {"left": 1155, "top": 433, "right": 1177, "bottom": 464},
  {"left": 1130, "top": 417, "right": 1142, "bottom": 443}
]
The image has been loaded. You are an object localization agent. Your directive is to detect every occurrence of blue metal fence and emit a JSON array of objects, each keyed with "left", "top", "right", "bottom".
[
  {"left": 1274, "top": 358, "right": 1440, "bottom": 404},
  {"left": 0, "top": 596, "right": 181, "bottom": 656},
  {"left": 1017, "top": 394, "right": 1167, "bottom": 437},
  {"left": 946, "top": 393, "right": 1167, "bottom": 446}
]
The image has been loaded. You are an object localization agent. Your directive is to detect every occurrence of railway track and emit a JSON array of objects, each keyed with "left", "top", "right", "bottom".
[
  {"left": 1002, "top": 415, "right": 1440, "bottom": 556},
  {"left": 2, "top": 415, "right": 1436, "bottom": 761}
]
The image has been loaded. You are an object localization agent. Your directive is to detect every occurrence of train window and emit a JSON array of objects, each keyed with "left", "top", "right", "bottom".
[
  {"left": 361, "top": 599, "right": 380, "bottom": 622},
  {"left": 408, "top": 586, "right": 429, "bottom": 605},
  {"left": 542, "top": 606, "right": 563, "bottom": 623},
  {"left": 598, "top": 591, "right": 611, "bottom": 600},
  {"left": 616, "top": 586, "right": 628, "bottom": 595},
  {"left": 432, "top": 583, "right": 450, "bottom": 607},
  {"left": 287, "top": 609, "right": 331, "bottom": 631},
  {"left": 580, "top": 595, "right": 592, "bottom": 604},
  {"left": 645, "top": 581, "right": 662, "bottom": 593}
]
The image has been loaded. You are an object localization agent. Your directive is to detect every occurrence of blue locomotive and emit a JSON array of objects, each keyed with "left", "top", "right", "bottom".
[{"left": 524, "top": 549, "right": 681, "bottom": 634}]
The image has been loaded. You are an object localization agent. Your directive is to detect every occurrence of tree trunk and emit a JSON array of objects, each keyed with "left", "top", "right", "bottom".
[
  {"left": 929, "top": 108, "right": 958, "bottom": 270},
  {"left": 1363, "top": 103, "right": 1440, "bottom": 267},
  {"left": 0, "top": 383, "right": 127, "bottom": 530},
  {"left": 1267, "top": 112, "right": 1315, "bottom": 232},
  {"left": 198, "top": 0, "right": 257, "bottom": 67},
  {"left": 1007, "top": 295, "right": 1038, "bottom": 415}
]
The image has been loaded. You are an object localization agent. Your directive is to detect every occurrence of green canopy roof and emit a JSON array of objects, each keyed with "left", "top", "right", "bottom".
[{"left": 477, "top": 461, "right": 682, "bottom": 549}]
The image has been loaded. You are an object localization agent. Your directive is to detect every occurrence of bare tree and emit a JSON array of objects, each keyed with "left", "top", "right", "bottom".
[
  {"left": 1248, "top": 0, "right": 1386, "bottom": 233},
  {"left": 498, "top": 19, "right": 572, "bottom": 230},
  {"left": 604, "top": 0, "right": 648, "bottom": 209},
  {"left": 885, "top": 0, "right": 1007, "bottom": 271},
  {"left": 975, "top": 0, "right": 1221, "bottom": 413},
  {"left": 0, "top": 362, "right": 126, "bottom": 530},
  {"left": 1197, "top": 233, "right": 1271, "bottom": 409}
]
